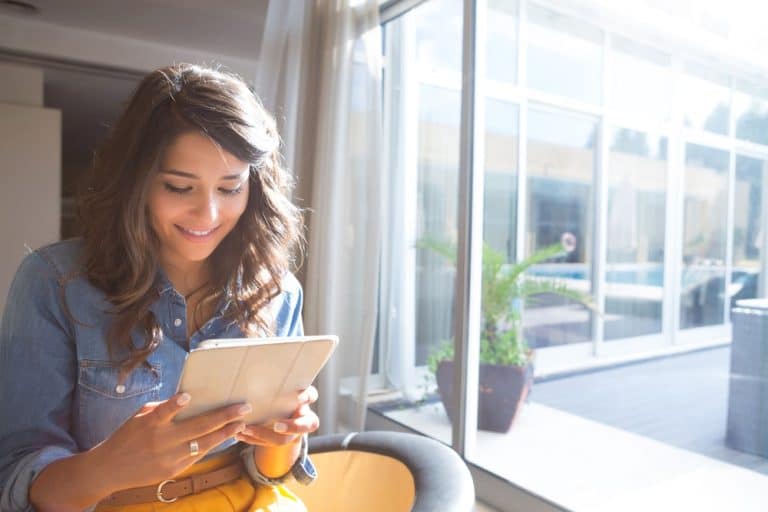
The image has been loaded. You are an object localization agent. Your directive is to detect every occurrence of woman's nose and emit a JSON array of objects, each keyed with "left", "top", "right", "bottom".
[{"left": 194, "top": 192, "right": 220, "bottom": 224}]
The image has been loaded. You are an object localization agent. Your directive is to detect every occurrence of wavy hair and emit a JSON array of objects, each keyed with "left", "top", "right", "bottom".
[{"left": 77, "top": 63, "right": 302, "bottom": 374}]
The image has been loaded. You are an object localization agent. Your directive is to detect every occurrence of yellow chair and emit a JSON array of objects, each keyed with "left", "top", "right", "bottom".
[{"left": 292, "top": 431, "right": 475, "bottom": 512}]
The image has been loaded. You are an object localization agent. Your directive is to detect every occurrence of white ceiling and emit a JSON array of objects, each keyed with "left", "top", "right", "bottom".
[{"left": 2, "top": 0, "right": 269, "bottom": 59}]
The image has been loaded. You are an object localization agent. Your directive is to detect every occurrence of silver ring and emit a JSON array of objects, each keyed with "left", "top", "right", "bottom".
[{"left": 189, "top": 439, "right": 200, "bottom": 457}]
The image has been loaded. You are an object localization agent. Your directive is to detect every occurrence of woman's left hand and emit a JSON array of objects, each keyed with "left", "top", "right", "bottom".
[{"left": 235, "top": 385, "right": 320, "bottom": 447}]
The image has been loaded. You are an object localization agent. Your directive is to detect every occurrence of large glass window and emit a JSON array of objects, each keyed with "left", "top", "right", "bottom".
[
  {"left": 605, "top": 128, "right": 667, "bottom": 340},
  {"left": 484, "top": 98, "right": 519, "bottom": 260},
  {"left": 734, "top": 83, "right": 768, "bottom": 146},
  {"left": 526, "top": 4, "right": 602, "bottom": 104},
  {"left": 413, "top": 0, "right": 463, "bottom": 74},
  {"left": 609, "top": 37, "right": 671, "bottom": 123},
  {"left": 525, "top": 107, "right": 596, "bottom": 347},
  {"left": 681, "top": 67, "right": 731, "bottom": 136},
  {"left": 378, "top": 1, "right": 768, "bottom": 509},
  {"left": 487, "top": 0, "right": 518, "bottom": 85},
  {"left": 378, "top": 0, "right": 462, "bottom": 409},
  {"left": 416, "top": 83, "right": 461, "bottom": 364},
  {"left": 680, "top": 143, "right": 729, "bottom": 328},
  {"left": 411, "top": 0, "right": 463, "bottom": 368},
  {"left": 732, "top": 155, "right": 766, "bottom": 303}
]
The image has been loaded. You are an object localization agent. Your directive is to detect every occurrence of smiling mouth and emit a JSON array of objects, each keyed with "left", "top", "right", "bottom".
[{"left": 175, "top": 225, "right": 221, "bottom": 237}]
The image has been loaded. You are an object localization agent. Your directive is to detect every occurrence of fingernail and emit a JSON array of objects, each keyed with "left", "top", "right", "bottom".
[
  {"left": 273, "top": 422, "right": 288, "bottom": 433},
  {"left": 177, "top": 393, "right": 191, "bottom": 406},
  {"left": 298, "top": 391, "right": 308, "bottom": 402},
  {"left": 235, "top": 422, "right": 246, "bottom": 433},
  {"left": 238, "top": 403, "right": 252, "bottom": 415}
]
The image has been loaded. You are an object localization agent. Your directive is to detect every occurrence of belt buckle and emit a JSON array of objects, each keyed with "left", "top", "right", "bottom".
[{"left": 156, "top": 479, "right": 178, "bottom": 503}]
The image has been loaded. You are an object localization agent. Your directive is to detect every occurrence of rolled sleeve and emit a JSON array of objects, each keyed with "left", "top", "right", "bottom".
[
  {"left": 0, "top": 252, "right": 79, "bottom": 511},
  {"left": 239, "top": 435, "right": 317, "bottom": 487},
  {"left": 0, "top": 447, "right": 76, "bottom": 511}
]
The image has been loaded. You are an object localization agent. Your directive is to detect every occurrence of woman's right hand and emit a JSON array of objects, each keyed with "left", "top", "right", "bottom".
[{"left": 91, "top": 392, "right": 249, "bottom": 493}]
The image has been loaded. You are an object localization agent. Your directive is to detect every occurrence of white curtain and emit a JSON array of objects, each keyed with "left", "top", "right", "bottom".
[{"left": 257, "top": 0, "right": 383, "bottom": 434}]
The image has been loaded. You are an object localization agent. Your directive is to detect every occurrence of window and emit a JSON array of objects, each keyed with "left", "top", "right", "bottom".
[
  {"left": 732, "top": 155, "right": 766, "bottom": 302},
  {"left": 377, "top": 1, "right": 768, "bottom": 509},
  {"left": 681, "top": 66, "right": 730, "bottom": 136},
  {"left": 681, "top": 143, "right": 728, "bottom": 329},
  {"left": 734, "top": 82, "right": 768, "bottom": 145},
  {"left": 605, "top": 128, "right": 667, "bottom": 340},
  {"left": 609, "top": 37, "right": 671, "bottom": 124},
  {"left": 526, "top": 4, "right": 602, "bottom": 104},
  {"left": 525, "top": 107, "right": 596, "bottom": 347}
]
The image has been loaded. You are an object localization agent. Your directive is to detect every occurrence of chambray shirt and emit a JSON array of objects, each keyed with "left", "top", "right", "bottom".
[{"left": 0, "top": 239, "right": 305, "bottom": 511}]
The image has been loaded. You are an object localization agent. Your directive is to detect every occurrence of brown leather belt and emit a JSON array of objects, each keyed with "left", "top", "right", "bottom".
[{"left": 99, "top": 462, "right": 243, "bottom": 506}]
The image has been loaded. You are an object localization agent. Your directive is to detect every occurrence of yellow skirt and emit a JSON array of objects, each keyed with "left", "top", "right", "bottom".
[{"left": 95, "top": 449, "right": 306, "bottom": 512}]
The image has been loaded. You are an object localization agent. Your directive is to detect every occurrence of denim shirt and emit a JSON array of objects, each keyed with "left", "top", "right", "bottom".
[{"left": 0, "top": 239, "right": 308, "bottom": 511}]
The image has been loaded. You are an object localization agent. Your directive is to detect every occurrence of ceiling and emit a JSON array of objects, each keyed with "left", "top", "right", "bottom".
[
  {"left": 1, "top": 0, "right": 269, "bottom": 60},
  {"left": 0, "top": 0, "right": 271, "bottom": 173}
]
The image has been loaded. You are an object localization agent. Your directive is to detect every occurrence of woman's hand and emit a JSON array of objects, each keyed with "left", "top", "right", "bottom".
[
  {"left": 91, "top": 393, "right": 250, "bottom": 492},
  {"left": 29, "top": 393, "right": 250, "bottom": 510},
  {"left": 234, "top": 386, "right": 319, "bottom": 478}
]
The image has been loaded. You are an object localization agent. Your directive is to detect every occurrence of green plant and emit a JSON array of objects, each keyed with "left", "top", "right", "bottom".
[{"left": 419, "top": 237, "right": 594, "bottom": 372}]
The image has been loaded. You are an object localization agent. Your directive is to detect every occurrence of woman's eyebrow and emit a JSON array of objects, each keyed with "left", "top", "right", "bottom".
[{"left": 159, "top": 169, "right": 245, "bottom": 180}]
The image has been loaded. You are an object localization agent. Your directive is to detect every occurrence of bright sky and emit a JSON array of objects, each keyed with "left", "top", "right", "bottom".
[{"left": 612, "top": 0, "right": 768, "bottom": 50}]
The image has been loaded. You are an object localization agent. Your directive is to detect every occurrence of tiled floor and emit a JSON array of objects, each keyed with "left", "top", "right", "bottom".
[
  {"left": 387, "top": 401, "right": 768, "bottom": 511},
  {"left": 383, "top": 345, "right": 768, "bottom": 511},
  {"left": 532, "top": 346, "right": 768, "bottom": 474}
]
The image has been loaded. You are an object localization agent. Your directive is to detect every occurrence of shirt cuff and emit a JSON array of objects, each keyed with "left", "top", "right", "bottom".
[
  {"left": 239, "top": 435, "right": 317, "bottom": 487},
  {"left": 0, "top": 446, "right": 75, "bottom": 512}
]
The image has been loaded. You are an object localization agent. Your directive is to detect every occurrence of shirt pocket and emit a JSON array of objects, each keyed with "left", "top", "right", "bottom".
[{"left": 76, "top": 360, "right": 162, "bottom": 448}]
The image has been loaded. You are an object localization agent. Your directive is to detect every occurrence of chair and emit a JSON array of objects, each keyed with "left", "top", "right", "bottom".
[{"left": 292, "top": 430, "right": 475, "bottom": 512}]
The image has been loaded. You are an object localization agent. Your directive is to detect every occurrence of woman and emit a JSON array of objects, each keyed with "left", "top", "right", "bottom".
[{"left": 0, "top": 64, "right": 317, "bottom": 511}]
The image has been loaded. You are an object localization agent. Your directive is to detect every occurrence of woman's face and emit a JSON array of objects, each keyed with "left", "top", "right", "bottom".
[{"left": 147, "top": 131, "right": 250, "bottom": 273}]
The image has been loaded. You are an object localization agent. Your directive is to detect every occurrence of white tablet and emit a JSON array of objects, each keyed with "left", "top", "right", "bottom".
[{"left": 174, "top": 335, "right": 338, "bottom": 425}]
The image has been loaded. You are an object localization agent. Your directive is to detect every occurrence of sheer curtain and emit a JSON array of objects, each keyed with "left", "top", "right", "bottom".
[{"left": 256, "top": 0, "right": 383, "bottom": 434}]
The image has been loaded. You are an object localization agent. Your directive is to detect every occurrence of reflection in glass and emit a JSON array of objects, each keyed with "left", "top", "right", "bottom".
[
  {"left": 379, "top": 0, "right": 463, "bottom": 379},
  {"left": 409, "top": 0, "right": 463, "bottom": 367},
  {"left": 734, "top": 87, "right": 768, "bottom": 146},
  {"left": 732, "top": 155, "right": 766, "bottom": 303},
  {"left": 484, "top": 98, "right": 519, "bottom": 260},
  {"left": 526, "top": 5, "right": 602, "bottom": 104},
  {"left": 609, "top": 38, "right": 671, "bottom": 123},
  {"left": 487, "top": 0, "right": 518, "bottom": 84},
  {"left": 605, "top": 128, "right": 667, "bottom": 340},
  {"left": 680, "top": 144, "right": 728, "bottom": 328},
  {"left": 525, "top": 108, "right": 596, "bottom": 347},
  {"left": 681, "top": 69, "right": 730, "bottom": 135},
  {"left": 415, "top": 83, "right": 461, "bottom": 365}
]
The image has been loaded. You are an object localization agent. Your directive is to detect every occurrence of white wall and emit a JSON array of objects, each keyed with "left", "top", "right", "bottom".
[{"left": 0, "top": 63, "right": 60, "bottom": 312}]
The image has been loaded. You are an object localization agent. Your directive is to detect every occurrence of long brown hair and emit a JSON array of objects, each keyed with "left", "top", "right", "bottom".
[{"left": 78, "top": 63, "right": 302, "bottom": 373}]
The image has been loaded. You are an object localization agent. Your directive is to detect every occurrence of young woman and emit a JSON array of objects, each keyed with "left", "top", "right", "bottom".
[{"left": 0, "top": 64, "right": 317, "bottom": 511}]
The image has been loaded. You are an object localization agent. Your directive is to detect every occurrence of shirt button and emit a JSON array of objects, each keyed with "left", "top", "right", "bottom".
[
  {"left": 115, "top": 384, "right": 126, "bottom": 394},
  {"left": 174, "top": 318, "right": 182, "bottom": 327}
]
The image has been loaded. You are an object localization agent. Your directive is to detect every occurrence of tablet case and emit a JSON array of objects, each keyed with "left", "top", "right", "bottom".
[{"left": 174, "top": 335, "right": 338, "bottom": 425}]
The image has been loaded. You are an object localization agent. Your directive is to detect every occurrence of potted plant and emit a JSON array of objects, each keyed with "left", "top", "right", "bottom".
[{"left": 419, "top": 238, "right": 593, "bottom": 433}]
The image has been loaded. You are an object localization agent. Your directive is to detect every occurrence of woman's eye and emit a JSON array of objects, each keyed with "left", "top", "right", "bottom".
[
  {"left": 219, "top": 186, "right": 243, "bottom": 196},
  {"left": 164, "top": 183, "right": 192, "bottom": 194}
]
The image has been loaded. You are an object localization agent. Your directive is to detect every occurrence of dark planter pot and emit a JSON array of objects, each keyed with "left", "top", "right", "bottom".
[{"left": 435, "top": 360, "right": 532, "bottom": 433}]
